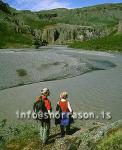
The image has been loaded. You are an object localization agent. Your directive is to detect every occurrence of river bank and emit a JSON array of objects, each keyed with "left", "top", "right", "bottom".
[{"left": 0, "top": 119, "right": 122, "bottom": 150}]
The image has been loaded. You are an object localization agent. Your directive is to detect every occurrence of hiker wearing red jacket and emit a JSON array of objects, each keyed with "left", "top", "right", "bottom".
[
  {"left": 57, "top": 91, "right": 73, "bottom": 137},
  {"left": 36, "top": 88, "right": 52, "bottom": 144}
]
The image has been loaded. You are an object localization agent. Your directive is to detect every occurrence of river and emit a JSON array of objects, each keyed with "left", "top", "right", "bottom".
[{"left": 0, "top": 46, "right": 122, "bottom": 125}]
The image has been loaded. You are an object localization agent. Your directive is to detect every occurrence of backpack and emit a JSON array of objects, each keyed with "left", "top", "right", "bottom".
[
  {"left": 33, "top": 96, "right": 48, "bottom": 121},
  {"left": 55, "top": 104, "right": 62, "bottom": 125}
]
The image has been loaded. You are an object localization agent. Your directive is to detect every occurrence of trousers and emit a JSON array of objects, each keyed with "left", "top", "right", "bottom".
[{"left": 39, "top": 121, "right": 50, "bottom": 144}]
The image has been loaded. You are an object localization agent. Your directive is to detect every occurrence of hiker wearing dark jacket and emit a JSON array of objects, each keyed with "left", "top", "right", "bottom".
[
  {"left": 35, "top": 88, "right": 52, "bottom": 144},
  {"left": 56, "top": 91, "right": 73, "bottom": 137}
]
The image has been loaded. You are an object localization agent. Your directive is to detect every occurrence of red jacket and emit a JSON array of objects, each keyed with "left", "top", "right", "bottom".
[
  {"left": 36, "top": 95, "right": 51, "bottom": 110},
  {"left": 59, "top": 100, "right": 69, "bottom": 112}
]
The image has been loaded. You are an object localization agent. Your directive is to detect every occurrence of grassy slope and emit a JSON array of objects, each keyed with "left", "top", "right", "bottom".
[
  {"left": 0, "top": 12, "right": 33, "bottom": 48},
  {"left": 0, "top": 1, "right": 122, "bottom": 49},
  {"left": 0, "top": 1, "right": 56, "bottom": 48},
  {"left": 38, "top": 4, "right": 122, "bottom": 27},
  {"left": 0, "top": 30, "right": 33, "bottom": 48},
  {"left": 0, "top": 121, "right": 60, "bottom": 150},
  {"left": 1, "top": 120, "right": 122, "bottom": 150},
  {"left": 69, "top": 33, "right": 122, "bottom": 52},
  {"left": 96, "top": 128, "right": 122, "bottom": 150}
]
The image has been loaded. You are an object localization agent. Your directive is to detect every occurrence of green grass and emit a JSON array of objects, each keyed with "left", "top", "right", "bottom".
[
  {"left": 0, "top": 2, "right": 122, "bottom": 49},
  {"left": 69, "top": 33, "right": 122, "bottom": 52},
  {"left": 2, "top": 124, "right": 40, "bottom": 150},
  {"left": 24, "top": 17, "right": 56, "bottom": 30},
  {"left": 0, "top": 119, "right": 59, "bottom": 150},
  {"left": 0, "top": 21, "right": 33, "bottom": 48},
  {"left": 0, "top": 33, "right": 33, "bottom": 48},
  {"left": 38, "top": 3, "right": 121, "bottom": 27},
  {"left": 0, "top": 118, "right": 122, "bottom": 150},
  {"left": 96, "top": 128, "right": 122, "bottom": 150}
]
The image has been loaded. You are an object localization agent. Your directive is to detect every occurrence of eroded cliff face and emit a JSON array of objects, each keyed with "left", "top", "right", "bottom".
[
  {"left": 8, "top": 18, "right": 104, "bottom": 45},
  {"left": 118, "top": 20, "right": 122, "bottom": 33},
  {"left": 31, "top": 23, "right": 114, "bottom": 45},
  {"left": 12, "top": 21, "right": 116, "bottom": 46},
  {"left": 1, "top": 1, "right": 122, "bottom": 48}
]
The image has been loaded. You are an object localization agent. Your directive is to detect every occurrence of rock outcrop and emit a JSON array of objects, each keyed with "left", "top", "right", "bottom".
[
  {"left": 27, "top": 23, "right": 116, "bottom": 45},
  {"left": 118, "top": 20, "right": 122, "bottom": 33},
  {"left": 34, "top": 24, "right": 112, "bottom": 45},
  {"left": 53, "top": 120, "right": 122, "bottom": 150},
  {"left": 1, "top": 1, "right": 121, "bottom": 48}
]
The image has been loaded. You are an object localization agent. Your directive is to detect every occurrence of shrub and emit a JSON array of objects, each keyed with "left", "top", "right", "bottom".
[{"left": 16, "top": 69, "right": 27, "bottom": 77}]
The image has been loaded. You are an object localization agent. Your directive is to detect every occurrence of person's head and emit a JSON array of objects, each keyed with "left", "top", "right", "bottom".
[
  {"left": 41, "top": 88, "right": 50, "bottom": 97},
  {"left": 60, "top": 91, "right": 68, "bottom": 99}
]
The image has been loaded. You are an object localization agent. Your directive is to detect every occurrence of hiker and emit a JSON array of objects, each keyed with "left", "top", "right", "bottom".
[
  {"left": 56, "top": 91, "right": 73, "bottom": 137},
  {"left": 34, "top": 88, "right": 52, "bottom": 144}
]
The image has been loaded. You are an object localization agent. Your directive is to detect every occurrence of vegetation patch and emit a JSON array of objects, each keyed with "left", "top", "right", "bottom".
[
  {"left": 0, "top": 119, "right": 60, "bottom": 150},
  {"left": 69, "top": 33, "right": 122, "bottom": 52},
  {"left": 0, "top": 119, "right": 122, "bottom": 150},
  {"left": 96, "top": 128, "right": 122, "bottom": 150},
  {"left": 16, "top": 69, "right": 27, "bottom": 77},
  {"left": 0, "top": 1, "right": 122, "bottom": 49}
]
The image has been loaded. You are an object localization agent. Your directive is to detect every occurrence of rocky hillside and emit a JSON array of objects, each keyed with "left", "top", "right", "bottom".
[
  {"left": 0, "top": 119, "right": 122, "bottom": 150},
  {"left": 53, "top": 120, "right": 122, "bottom": 150},
  {"left": 0, "top": 0, "right": 122, "bottom": 48}
]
